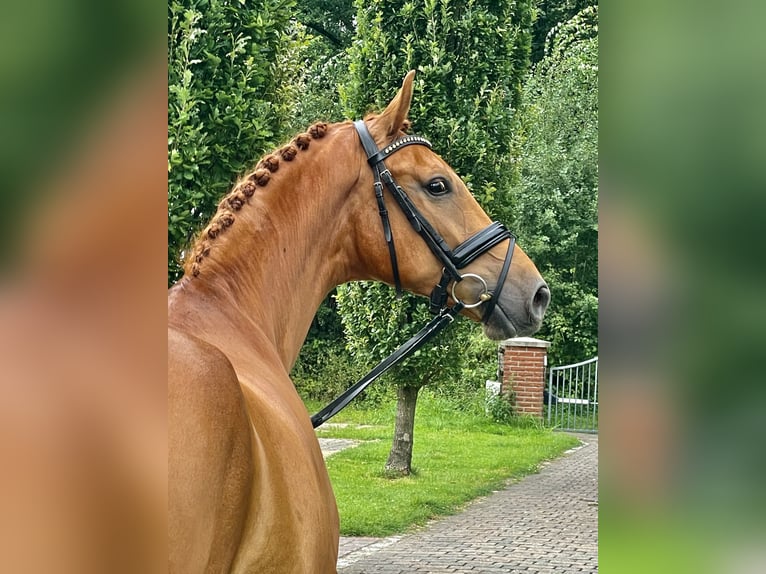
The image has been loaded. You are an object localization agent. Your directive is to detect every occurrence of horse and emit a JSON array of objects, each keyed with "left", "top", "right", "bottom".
[{"left": 168, "top": 71, "right": 550, "bottom": 574}]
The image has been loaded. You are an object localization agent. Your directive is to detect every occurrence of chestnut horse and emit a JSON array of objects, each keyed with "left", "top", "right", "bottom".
[{"left": 168, "top": 72, "right": 550, "bottom": 573}]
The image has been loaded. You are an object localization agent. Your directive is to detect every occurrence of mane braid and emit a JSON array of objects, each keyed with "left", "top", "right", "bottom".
[{"left": 185, "top": 122, "right": 329, "bottom": 278}]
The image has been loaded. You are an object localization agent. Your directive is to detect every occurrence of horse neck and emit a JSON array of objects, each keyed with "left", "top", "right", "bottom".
[{"left": 180, "top": 123, "right": 362, "bottom": 371}]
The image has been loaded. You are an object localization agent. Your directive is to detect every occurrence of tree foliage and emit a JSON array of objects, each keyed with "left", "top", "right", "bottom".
[
  {"left": 530, "top": 0, "right": 596, "bottom": 63},
  {"left": 277, "top": 21, "right": 351, "bottom": 134},
  {"left": 168, "top": 0, "right": 296, "bottom": 283},
  {"left": 511, "top": 6, "right": 598, "bottom": 366},
  {"left": 294, "top": 0, "right": 356, "bottom": 49}
]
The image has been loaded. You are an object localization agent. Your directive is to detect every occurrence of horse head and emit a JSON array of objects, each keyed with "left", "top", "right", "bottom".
[{"left": 351, "top": 71, "right": 550, "bottom": 339}]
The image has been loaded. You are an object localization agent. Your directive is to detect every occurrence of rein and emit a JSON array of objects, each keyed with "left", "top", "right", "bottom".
[
  {"left": 310, "top": 302, "right": 464, "bottom": 428},
  {"left": 310, "top": 120, "right": 516, "bottom": 429}
]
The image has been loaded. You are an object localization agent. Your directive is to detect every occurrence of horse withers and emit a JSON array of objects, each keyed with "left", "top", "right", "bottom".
[{"left": 168, "top": 71, "right": 549, "bottom": 574}]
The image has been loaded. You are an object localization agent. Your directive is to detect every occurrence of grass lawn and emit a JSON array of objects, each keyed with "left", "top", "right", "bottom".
[{"left": 310, "top": 393, "right": 580, "bottom": 536}]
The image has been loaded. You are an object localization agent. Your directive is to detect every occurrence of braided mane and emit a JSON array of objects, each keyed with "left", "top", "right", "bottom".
[{"left": 184, "top": 122, "right": 329, "bottom": 278}]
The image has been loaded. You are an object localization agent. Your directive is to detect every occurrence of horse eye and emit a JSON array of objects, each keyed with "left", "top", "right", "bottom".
[{"left": 425, "top": 179, "right": 449, "bottom": 196}]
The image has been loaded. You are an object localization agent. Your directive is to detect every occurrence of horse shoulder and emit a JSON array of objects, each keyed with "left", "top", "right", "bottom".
[{"left": 168, "top": 327, "right": 254, "bottom": 574}]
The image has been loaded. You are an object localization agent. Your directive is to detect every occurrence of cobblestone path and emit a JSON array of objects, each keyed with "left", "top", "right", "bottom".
[{"left": 330, "top": 434, "right": 598, "bottom": 573}]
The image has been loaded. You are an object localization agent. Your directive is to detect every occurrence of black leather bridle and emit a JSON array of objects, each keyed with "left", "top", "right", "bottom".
[
  {"left": 310, "top": 120, "right": 516, "bottom": 428},
  {"left": 353, "top": 119, "right": 516, "bottom": 320}
]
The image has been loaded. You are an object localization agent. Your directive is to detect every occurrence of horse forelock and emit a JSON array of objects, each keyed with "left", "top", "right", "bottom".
[{"left": 185, "top": 122, "right": 330, "bottom": 278}]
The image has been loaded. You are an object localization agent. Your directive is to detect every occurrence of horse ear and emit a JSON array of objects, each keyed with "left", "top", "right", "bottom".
[{"left": 375, "top": 70, "right": 415, "bottom": 139}]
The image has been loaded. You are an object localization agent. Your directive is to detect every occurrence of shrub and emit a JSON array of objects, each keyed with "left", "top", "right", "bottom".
[
  {"left": 486, "top": 390, "right": 516, "bottom": 424},
  {"left": 510, "top": 6, "right": 598, "bottom": 365},
  {"left": 168, "top": 0, "right": 296, "bottom": 283},
  {"left": 292, "top": 347, "right": 369, "bottom": 404}
]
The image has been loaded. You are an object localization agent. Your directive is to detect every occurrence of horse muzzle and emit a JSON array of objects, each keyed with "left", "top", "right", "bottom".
[{"left": 480, "top": 277, "right": 550, "bottom": 340}]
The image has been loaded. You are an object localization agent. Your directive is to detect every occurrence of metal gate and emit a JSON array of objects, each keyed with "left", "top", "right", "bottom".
[{"left": 547, "top": 356, "right": 598, "bottom": 433}]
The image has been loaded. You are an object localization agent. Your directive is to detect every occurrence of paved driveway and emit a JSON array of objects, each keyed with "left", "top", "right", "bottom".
[{"left": 330, "top": 433, "right": 598, "bottom": 574}]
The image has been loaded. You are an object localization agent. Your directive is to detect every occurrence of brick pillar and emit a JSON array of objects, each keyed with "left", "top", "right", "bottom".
[{"left": 499, "top": 337, "right": 551, "bottom": 418}]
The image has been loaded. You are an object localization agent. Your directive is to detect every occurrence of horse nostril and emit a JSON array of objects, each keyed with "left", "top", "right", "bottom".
[{"left": 531, "top": 283, "right": 551, "bottom": 318}]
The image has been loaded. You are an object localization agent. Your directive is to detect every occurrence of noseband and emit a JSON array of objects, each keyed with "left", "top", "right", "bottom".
[
  {"left": 353, "top": 120, "right": 516, "bottom": 320},
  {"left": 310, "top": 121, "right": 517, "bottom": 428}
]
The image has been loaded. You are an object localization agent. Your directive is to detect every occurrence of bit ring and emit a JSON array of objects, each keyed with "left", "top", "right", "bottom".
[{"left": 451, "top": 273, "right": 490, "bottom": 309}]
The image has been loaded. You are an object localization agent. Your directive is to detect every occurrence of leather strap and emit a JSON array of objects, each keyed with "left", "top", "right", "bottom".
[
  {"left": 373, "top": 180, "right": 402, "bottom": 295},
  {"left": 367, "top": 134, "right": 433, "bottom": 165},
  {"left": 429, "top": 270, "right": 452, "bottom": 314},
  {"left": 355, "top": 121, "right": 463, "bottom": 283},
  {"left": 481, "top": 235, "right": 516, "bottom": 321},
  {"left": 311, "top": 302, "right": 464, "bottom": 428},
  {"left": 355, "top": 121, "right": 407, "bottom": 295},
  {"left": 378, "top": 169, "right": 463, "bottom": 281},
  {"left": 451, "top": 222, "right": 512, "bottom": 267}
]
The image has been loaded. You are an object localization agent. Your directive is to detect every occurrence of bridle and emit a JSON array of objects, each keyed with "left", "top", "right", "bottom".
[
  {"left": 310, "top": 120, "right": 516, "bottom": 428},
  {"left": 353, "top": 119, "right": 516, "bottom": 319}
]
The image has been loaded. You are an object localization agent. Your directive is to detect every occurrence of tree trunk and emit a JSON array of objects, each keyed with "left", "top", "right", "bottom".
[{"left": 385, "top": 385, "right": 420, "bottom": 476}]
